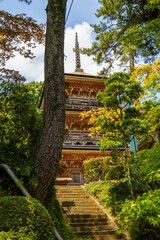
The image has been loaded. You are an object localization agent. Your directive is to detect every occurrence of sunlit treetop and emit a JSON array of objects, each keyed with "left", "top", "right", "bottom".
[{"left": 131, "top": 58, "right": 160, "bottom": 98}]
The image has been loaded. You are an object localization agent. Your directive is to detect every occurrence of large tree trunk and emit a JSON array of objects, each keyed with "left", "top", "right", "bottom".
[{"left": 35, "top": 0, "right": 66, "bottom": 202}]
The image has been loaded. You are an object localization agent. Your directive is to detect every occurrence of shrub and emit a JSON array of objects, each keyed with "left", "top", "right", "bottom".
[
  {"left": 85, "top": 181, "right": 110, "bottom": 197},
  {"left": 0, "top": 231, "right": 31, "bottom": 239},
  {"left": 0, "top": 196, "right": 55, "bottom": 240},
  {"left": 118, "top": 189, "right": 160, "bottom": 240},
  {"left": 135, "top": 144, "right": 160, "bottom": 188},
  {"left": 85, "top": 181, "right": 131, "bottom": 215},
  {"left": 130, "top": 144, "right": 160, "bottom": 196},
  {"left": 84, "top": 157, "right": 113, "bottom": 182},
  {"left": 107, "top": 181, "right": 131, "bottom": 215},
  {"left": 105, "top": 164, "right": 125, "bottom": 180}
]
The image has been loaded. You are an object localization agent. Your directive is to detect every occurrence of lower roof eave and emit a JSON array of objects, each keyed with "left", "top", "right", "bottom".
[{"left": 62, "top": 146, "right": 125, "bottom": 151}]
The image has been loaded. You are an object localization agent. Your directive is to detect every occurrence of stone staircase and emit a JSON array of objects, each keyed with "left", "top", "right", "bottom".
[{"left": 55, "top": 185, "right": 125, "bottom": 240}]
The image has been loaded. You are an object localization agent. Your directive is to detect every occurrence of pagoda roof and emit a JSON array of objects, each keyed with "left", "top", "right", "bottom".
[{"left": 65, "top": 72, "right": 100, "bottom": 78}]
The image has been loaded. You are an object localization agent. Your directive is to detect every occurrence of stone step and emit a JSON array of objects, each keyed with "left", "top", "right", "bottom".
[
  {"left": 62, "top": 206, "right": 101, "bottom": 210},
  {"left": 55, "top": 186, "right": 82, "bottom": 190},
  {"left": 56, "top": 185, "right": 125, "bottom": 240},
  {"left": 56, "top": 191, "right": 86, "bottom": 195},
  {"left": 66, "top": 214, "right": 107, "bottom": 218},
  {"left": 56, "top": 188, "right": 84, "bottom": 191},
  {"left": 57, "top": 194, "right": 92, "bottom": 197},
  {"left": 56, "top": 194, "right": 89, "bottom": 198},
  {"left": 75, "top": 235, "right": 122, "bottom": 240},
  {"left": 56, "top": 192, "right": 86, "bottom": 195},
  {"left": 71, "top": 224, "right": 114, "bottom": 231},
  {"left": 70, "top": 222, "right": 111, "bottom": 227},
  {"left": 67, "top": 218, "right": 110, "bottom": 224},
  {"left": 57, "top": 198, "right": 93, "bottom": 202},
  {"left": 94, "top": 237, "right": 121, "bottom": 240},
  {"left": 58, "top": 198, "right": 94, "bottom": 202},
  {"left": 63, "top": 207, "right": 102, "bottom": 212},
  {"left": 65, "top": 214, "right": 108, "bottom": 223},
  {"left": 59, "top": 201, "right": 96, "bottom": 206},
  {"left": 74, "top": 230, "right": 123, "bottom": 238},
  {"left": 64, "top": 210, "right": 103, "bottom": 215},
  {"left": 62, "top": 204, "right": 99, "bottom": 208}
]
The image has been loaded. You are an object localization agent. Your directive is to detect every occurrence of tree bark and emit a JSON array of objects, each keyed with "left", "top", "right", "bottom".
[
  {"left": 121, "top": 110, "right": 135, "bottom": 200},
  {"left": 130, "top": 51, "right": 135, "bottom": 70},
  {"left": 34, "top": 0, "right": 66, "bottom": 202},
  {"left": 122, "top": 129, "right": 135, "bottom": 200}
]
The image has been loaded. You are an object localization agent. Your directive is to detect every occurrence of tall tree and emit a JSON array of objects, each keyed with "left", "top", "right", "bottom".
[
  {"left": 1, "top": 0, "right": 67, "bottom": 202},
  {"left": 0, "top": 9, "right": 44, "bottom": 177},
  {"left": 82, "top": 0, "right": 160, "bottom": 72},
  {"left": 81, "top": 72, "right": 146, "bottom": 199},
  {"left": 0, "top": 74, "right": 43, "bottom": 186},
  {"left": 34, "top": 0, "right": 67, "bottom": 201}
]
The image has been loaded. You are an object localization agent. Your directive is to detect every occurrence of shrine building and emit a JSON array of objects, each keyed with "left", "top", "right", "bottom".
[{"left": 39, "top": 33, "right": 111, "bottom": 184}]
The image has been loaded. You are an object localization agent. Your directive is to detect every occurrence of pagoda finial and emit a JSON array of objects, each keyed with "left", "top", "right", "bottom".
[{"left": 75, "top": 33, "right": 84, "bottom": 73}]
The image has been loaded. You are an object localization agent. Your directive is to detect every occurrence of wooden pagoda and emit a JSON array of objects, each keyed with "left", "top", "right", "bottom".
[{"left": 40, "top": 33, "right": 111, "bottom": 184}]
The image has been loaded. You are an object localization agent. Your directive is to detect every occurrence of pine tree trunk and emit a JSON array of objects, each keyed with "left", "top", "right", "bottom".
[
  {"left": 34, "top": 0, "right": 66, "bottom": 202},
  {"left": 121, "top": 109, "right": 135, "bottom": 200},
  {"left": 130, "top": 52, "right": 135, "bottom": 70},
  {"left": 122, "top": 129, "right": 135, "bottom": 200}
]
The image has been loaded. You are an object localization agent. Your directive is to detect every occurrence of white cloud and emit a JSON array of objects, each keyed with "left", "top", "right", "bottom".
[
  {"left": 64, "top": 22, "right": 105, "bottom": 74},
  {"left": 4, "top": 22, "right": 127, "bottom": 82},
  {"left": 64, "top": 22, "right": 127, "bottom": 75},
  {"left": 5, "top": 44, "right": 45, "bottom": 83}
]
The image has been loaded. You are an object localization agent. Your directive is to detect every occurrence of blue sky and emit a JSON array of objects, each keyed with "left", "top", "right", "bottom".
[
  {"left": 1, "top": 0, "right": 108, "bottom": 82},
  {"left": 1, "top": 0, "right": 100, "bottom": 27},
  {"left": 1, "top": 1, "right": 159, "bottom": 83}
]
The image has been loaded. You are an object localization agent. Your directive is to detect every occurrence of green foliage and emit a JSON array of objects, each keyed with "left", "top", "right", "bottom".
[
  {"left": 85, "top": 72, "right": 147, "bottom": 199},
  {"left": 85, "top": 181, "right": 110, "bottom": 197},
  {"left": 105, "top": 165, "right": 125, "bottom": 180},
  {"left": 131, "top": 144, "right": 160, "bottom": 192},
  {"left": 0, "top": 196, "right": 55, "bottom": 240},
  {"left": 84, "top": 157, "right": 113, "bottom": 182},
  {"left": 82, "top": 0, "right": 160, "bottom": 71},
  {"left": 107, "top": 181, "right": 131, "bottom": 215},
  {"left": 0, "top": 187, "right": 83, "bottom": 240},
  {"left": 143, "top": 101, "right": 160, "bottom": 143},
  {"left": 95, "top": 72, "right": 145, "bottom": 151},
  {"left": 25, "top": 81, "right": 43, "bottom": 106},
  {"left": 98, "top": 72, "right": 142, "bottom": 107},
  {"left": 0, "top": 79, "right": 43, "bottom": 186},
  {"left": 86, "top": 145, "right": 160, "bottom": 239},
  {"left": 86, "top": 181, "right": 131, "bottom": 215},
  {"left": 84, "top": 156, "right": 125, "bottom": 183},
  {"left": 118, "top": 189, "right": 160, "bottom": 240}
]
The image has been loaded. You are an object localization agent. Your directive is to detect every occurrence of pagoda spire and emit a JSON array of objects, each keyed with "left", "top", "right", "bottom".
[{"left": 75, "top": 33, "right": 84, "bottom": 73}]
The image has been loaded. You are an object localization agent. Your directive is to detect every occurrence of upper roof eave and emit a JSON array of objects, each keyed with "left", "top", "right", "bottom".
[{"left": 65, "top": 72, "right": 102, "bottom": 79}]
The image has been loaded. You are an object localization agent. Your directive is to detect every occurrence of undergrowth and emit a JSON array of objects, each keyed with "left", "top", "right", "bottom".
[{"left": 85, "top": 145, "right": 160, "bottom": 240}]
